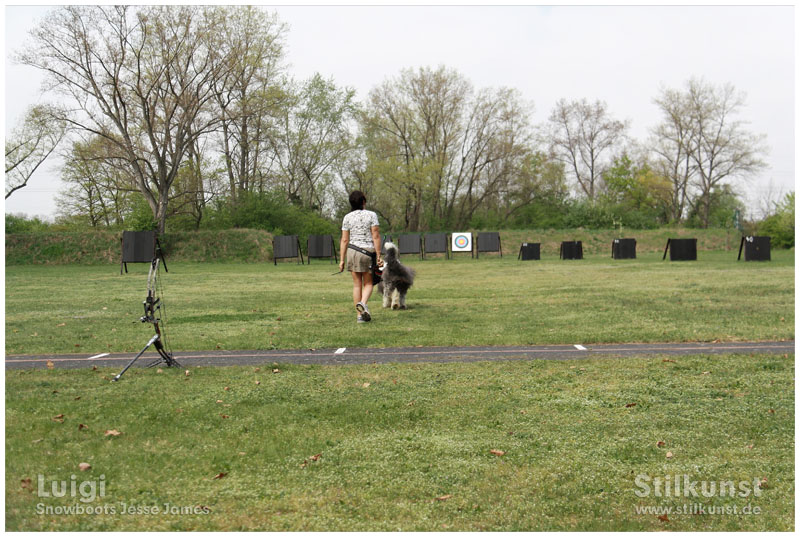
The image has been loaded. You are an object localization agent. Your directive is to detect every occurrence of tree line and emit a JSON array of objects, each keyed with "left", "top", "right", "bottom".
[{"left": 6, "top": 5, "right": 783, "bottom": 237}]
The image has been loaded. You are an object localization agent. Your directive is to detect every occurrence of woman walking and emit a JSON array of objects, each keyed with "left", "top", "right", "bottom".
[{"left": 339, "top": 190, "right": 382, "bottom": 323}]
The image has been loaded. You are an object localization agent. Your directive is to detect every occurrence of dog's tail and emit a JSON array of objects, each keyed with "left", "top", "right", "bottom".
[{"left": 383, "top": 241, "right": 398, "bottom": 263}]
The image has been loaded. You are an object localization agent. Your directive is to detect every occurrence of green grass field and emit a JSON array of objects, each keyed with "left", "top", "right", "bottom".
[
  {"left": 5, "top": 250, "right": 795, "bottom": 530},
  {"left": 4, "top": 251, "right": 795, "bottom": 355},
  {"left": 5, "top": 354, "right": 794, "bottom": 530}
]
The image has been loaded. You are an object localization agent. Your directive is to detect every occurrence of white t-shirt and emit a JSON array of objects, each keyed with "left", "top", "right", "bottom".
[{"left": 341, "top": 210, "right": 379, "bottom": 249}]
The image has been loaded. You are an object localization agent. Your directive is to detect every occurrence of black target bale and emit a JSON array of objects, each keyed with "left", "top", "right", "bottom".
[
  {"left": 612, "top": 238, "right": 636, "bottom": 259},
  {"left": 121, "top": 231, "right": 164, "bottom": 274},
  {"left": 273, "top": 235, "right": 304, "bottom": 265},
  {"left": 560, "top": 241, "right": 583, "bottom": 260},
  {"left": 476, "top": 232, "right": 502, "bottom": 258},
  {"left": 423, "top": 233, "right": 449, "bottom": 259},
  {"left": 663, "top": 238, "right": 697, "bottom": 261},
  {"left": 397, "top": 233, "right": 422, "bottom": 259},
  {"left": 307, "top": 234, "right": 336, "bottom": 263},
  {"left": 739, "top": 236, "right": 771, "bottom": 261},
  {"left": 518, "top": 243, "right": 540, "bottom": 260}
]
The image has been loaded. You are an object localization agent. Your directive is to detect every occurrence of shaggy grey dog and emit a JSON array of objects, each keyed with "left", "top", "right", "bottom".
[{"left": 377, "top": 242, "right": 415, "bottom": 309}]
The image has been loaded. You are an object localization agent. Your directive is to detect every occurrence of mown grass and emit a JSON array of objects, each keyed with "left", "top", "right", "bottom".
[
  {"left": 5, "top": 251, "right": 794, "bottom": 356},
  {"left": 5, "top": 353, "right": 794, "bottom": 531}
]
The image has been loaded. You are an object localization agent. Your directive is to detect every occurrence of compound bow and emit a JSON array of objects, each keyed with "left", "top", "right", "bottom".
[{"left": 113, "top": 253, "right": 179, "bottom": 381}]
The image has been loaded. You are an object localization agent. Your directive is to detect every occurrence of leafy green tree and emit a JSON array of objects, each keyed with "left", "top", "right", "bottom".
[
  {"left": 56, "top": 137, "right": 135, "bottom": 228},
  {"left": 758, "top": 192, "right": 794, "bottom": 248},
  {"left": 686, "top": 184, "right": 745, "bottom": 229},
  {"left": 602, "top": 155, "right": 672, "bottom": 227},
  {"left": 267, "top": 74, "right": 358, "bottom": 215}
]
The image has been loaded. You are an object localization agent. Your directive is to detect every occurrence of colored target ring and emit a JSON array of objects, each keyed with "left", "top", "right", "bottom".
[{"left": 454, "top": 235, "right": 469, "bottom": 248}]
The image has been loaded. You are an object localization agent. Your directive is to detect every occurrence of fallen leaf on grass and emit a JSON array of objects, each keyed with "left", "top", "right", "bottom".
[
  {"left": 362, "top": 382, "right": 371, "bottom": 388},
  {"left": 309, "top": 453, "right": 321, "bottom": 462},
  {"left": 52, "top": 414, "right": 65, "bottom": 423},
  {"left": 46, "top": 360, "right": 55, "bottom": 370},
  {"left": 255, "top": 381, "right": 261, "bottom": 385},
  {"left": 104, "top": 429, "right": 122, "bottom": 437},
  {"left": 216, "top": 400, "right": 224, "bottom": 404},
  {"left": 254, "top": 368, "right": 261, "bottom": 372},
  {"left": 702, "top": 371, "right": 710, "bottom": 375},
  {"left": 490, "top": 449, "right": 506, "bottom": 457},
  {"left": 768, "top": 409, "right": 775, "bottom": 414},
  {"left": 74, "top": 396, "right": 81, "bottom": 400},
  {"left": 91, "top": 366, "right": 97, "bottom": 371},
  {"left": 665, "top": 451, "right": 674, "bottom": 459},
  {"left": 156, "top": 369, "right": 163, "bottom": 374},
  {"left": 21, "top": 478, "right": 32, "bottom": 490},
  {"left": 657, "top": 514, "right": 669, "bottom": 522},
  {"left": 625, "top": 403, "right": 637, "bottom": 408},
  {"left": 746, "top": 444, "right": 754, "bottom": 449},
  {"left": 220, "top": 414, "right": 229, "bottom": 419},
  {"left": 662, "top": 359, "right": 676, "bottom": 363},
  {"left": 272, "top": 368, "right": 280, "bottom": 374},
  {"left": 213, "top": 472, "right": 227, "bottom": 480},
  {"left": 185, "top": 370, "right": 191, "bottom": 377},
  {"left": 758, "top": 478, "right": 768, "bottom": 489},
  {"left": 78, "top": 423, "right": 89, "bottom": 430},
  {"left": 78, "top": 462, "right": 91, "bottom": 472},
  {"left": 656, "top": 441, "right": 665, "bottom": 448},
  {"left": 224, "top": 387, "right": 230, "bottom": 391},
  {"left": 56, "top": 323, "right": 66, "bottom": 327},
  {"left": 434, "top": 494, "right": 452, "bottom": 502},
  {"left": 238, "top": 452, "right": 246, "bottom": 456}
]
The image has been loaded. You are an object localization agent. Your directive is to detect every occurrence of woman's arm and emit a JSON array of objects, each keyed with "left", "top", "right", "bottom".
[
  {"left": 339, "top": 229, "right": 349, "bottom": 272},
  {"left": 371, "top": 225, "right": 382, "bottom": 264}
]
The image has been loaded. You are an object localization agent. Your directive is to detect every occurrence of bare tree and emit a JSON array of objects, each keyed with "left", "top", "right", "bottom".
[
  {"left": 650, "top": 87, "right": 694, "bottom": 222},
  {"left": 361, "top": 66, "right": 535, "bottom": 230},
  {"left": 5, "top": 104, "right": 67, "bottom": 199},
  {"left": 18, "top": 6, "right": 231, "bottom": 232},
  {"left": 651, "top": 78, "right": 768, "bottom": 227},
  {"left": 547, "top": 98, "right": 628, "bottom": 200},
  {"left": 685, "top": 79, "right": 768, "bottom": 227},
  {"left": 210, "top": 6, "right": 289, "bottom": 203}
]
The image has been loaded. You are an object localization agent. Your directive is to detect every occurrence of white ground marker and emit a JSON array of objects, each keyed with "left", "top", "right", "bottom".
[
  {"left": 334, "top": 348, "right": 346, "bottom": 354},
  {"left": 87, "top": 353, "right": 110, "bottom": 360},
  {"left": 573, "top": 345, "right": 587, "bottom": 351}
]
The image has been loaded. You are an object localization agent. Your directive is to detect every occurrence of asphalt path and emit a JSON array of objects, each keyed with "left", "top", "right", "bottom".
[{"left": 5, "top": 341, "right": 794, "bottom": 371}]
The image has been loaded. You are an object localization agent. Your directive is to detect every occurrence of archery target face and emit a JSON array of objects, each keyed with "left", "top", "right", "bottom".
[{"left": 451, "top": 232, "right": 472, "bottom": 252}]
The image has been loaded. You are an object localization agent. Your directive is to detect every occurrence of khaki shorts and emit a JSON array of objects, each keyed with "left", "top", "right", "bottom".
[{"left": 346, "top": 246, "right": 374, "bottom": 273}]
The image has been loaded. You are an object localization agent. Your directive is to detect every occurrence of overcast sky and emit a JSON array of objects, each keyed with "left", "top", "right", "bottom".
[{"left": 3, "top": 3, "right": 795, "bottom": 220}]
